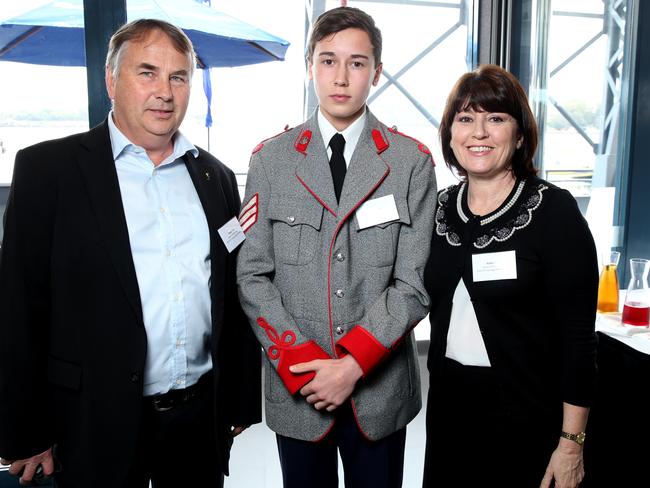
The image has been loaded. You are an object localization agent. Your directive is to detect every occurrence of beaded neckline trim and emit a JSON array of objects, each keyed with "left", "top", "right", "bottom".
[
  {"left": 456, "top": 180, "right": 526, "bottom": 225},
  {"left": 436, "top": 181, "right": 548, "bottom": 249}
]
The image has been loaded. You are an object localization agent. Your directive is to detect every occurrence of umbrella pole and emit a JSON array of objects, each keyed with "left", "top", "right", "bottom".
[{"left": 201, "top": 67, "right": 213, "bottom": 153}]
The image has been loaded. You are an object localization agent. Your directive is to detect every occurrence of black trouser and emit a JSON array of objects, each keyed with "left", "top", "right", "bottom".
[
  {"left": 276, "top": 401, "right": 406, "bottom": 488},
  {"left": 126, "top": 373, "right": 224, "bottom": 488}
]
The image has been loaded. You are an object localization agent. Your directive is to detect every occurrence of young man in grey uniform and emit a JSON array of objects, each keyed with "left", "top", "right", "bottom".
[{"left": 237, "top": 7, "right": 437, "bottom": 487}]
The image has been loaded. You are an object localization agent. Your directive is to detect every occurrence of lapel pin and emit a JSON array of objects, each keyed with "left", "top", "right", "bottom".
[{"left": 205, "top": 171, "right": 211, "bottom": 181}]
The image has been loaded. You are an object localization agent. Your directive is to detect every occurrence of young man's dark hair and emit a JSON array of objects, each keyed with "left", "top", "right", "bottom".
[{"left": 307, "top": 6, "right": 382, "bottom": 66}]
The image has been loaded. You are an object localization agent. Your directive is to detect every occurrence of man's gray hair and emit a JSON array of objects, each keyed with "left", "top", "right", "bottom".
[{"left": 106, "top": 18, "right": 196, "bottom": 79}]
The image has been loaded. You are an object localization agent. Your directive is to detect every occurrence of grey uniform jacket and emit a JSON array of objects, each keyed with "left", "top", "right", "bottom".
[{"left": 236, "top": 110, "right": 437, "bottom": 441}]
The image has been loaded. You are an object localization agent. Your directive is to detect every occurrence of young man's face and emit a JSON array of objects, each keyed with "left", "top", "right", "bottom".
[{"left": 309, "top": 27, "right": 382, "bottom": 132}]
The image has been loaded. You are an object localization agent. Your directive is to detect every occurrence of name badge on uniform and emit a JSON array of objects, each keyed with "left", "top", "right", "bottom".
[
  {"left": 218, "top": 216, "right": 246, "bottom": 253},
  {"left": 472, "top": 250, "right": 517, "bottom": 282},
  {"left": 356, "top": 194, "right": 399, "bottom": 230}
]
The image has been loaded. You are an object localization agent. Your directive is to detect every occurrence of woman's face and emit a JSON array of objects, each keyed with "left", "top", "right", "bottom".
[{"left": 450, "top": 107, "right": 521, "bottom": 180}]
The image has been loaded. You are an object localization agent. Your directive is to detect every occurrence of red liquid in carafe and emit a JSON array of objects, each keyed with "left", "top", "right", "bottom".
[{"left": 622, "top": 302, "right": 650, "bottom": 326}]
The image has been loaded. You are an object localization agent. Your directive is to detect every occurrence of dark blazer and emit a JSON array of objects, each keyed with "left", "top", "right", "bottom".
[{"left": 0, "top": 121, "right": 261, "bottom": 487}]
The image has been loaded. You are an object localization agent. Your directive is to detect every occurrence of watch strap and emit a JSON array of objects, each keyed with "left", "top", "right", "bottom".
[{"left": 560, "top": 431, "right": 586, "bottom": 445}]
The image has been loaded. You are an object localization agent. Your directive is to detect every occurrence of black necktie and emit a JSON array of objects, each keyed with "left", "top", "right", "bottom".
[{"left": 329, "top": 133, "right": 346, "bottom": 203}]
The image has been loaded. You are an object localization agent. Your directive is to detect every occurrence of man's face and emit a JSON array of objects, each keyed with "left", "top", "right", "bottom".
[
  {"left": 106, "top": 29, "right": 192, "bottom": 153},
  {"left": 309, "top": 28, "right": 382, "bottom": 132}
]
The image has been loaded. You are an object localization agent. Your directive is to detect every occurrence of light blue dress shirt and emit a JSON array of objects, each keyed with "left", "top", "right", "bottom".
[{"left": 108, "top": 113, "right": 212, "bottom": 396}]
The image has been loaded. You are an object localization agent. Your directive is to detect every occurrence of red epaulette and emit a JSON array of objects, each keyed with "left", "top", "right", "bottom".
[
  {"left": 371, "top": 129, "right": 389, "bottom": 154},
  {"left": 387, "top": 126, "right": 432, "bottom": 156},
  {"left": 251, "top": 124, "right": 293, "bottom": 155},
  {"left": 294, "top": 129, "right": 312, "bottom": 155}
]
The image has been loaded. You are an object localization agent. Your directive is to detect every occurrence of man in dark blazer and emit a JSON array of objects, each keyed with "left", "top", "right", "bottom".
[{"left": 0, "top": 19, "right": 260, "bottom": 488}]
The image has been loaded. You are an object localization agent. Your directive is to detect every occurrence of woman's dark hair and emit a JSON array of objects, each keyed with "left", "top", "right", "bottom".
[{"left": 439, "top": 64, "right": 538, "bottom": 179}]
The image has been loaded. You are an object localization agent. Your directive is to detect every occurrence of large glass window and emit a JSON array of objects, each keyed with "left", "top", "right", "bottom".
[
  {"left": 525, "top": 0, "right": 635, "bottom": 259},
  {"left": 0, "top": 62, "right": 89, "bottom": 185}
]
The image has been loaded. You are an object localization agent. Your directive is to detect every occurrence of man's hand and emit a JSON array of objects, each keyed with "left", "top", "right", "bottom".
[
  {"left": 1, "top": 447, "right": 54, "bottom": 486},
  {"left": 230, "top": 425, "right": 250, "bottom": 437},
  {"left": 290, "top": 355, "right": 363, "bottom": 412}
]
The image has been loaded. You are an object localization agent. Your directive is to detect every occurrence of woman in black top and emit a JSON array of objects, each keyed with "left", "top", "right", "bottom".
[{"left": 422, "top": 65, "right": 598, "bottom": 488}]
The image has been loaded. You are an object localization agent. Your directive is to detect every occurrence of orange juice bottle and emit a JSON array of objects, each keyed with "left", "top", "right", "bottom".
[{"left": 597, "top": 251, "right": 620, "bottom": 313}]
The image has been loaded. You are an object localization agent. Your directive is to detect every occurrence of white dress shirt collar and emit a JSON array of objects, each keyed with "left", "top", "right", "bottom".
[{"left": 317, "top": 108, "right": 367, "bottom": 168}]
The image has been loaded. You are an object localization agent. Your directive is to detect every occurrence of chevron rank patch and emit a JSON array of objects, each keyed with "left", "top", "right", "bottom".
[{"left": 239, "top": 193, "right": 259, "bottom": 233}]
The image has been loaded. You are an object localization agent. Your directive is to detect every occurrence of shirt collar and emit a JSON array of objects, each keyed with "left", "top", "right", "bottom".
[
  {"left": 317, "top": 107, "right": 367, "bottom": 159},
  {"left": 107, "top": 111, "right": 199, "bottom": 164}
]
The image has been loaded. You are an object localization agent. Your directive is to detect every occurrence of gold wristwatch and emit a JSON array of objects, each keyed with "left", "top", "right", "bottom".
[{"left": 560, "top": 431, "right": 586, "bottom": 445}]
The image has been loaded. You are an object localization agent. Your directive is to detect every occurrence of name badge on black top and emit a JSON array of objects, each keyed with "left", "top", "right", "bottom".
[{"left": 472, "top": 250, "right": 517, "bottom": 282}]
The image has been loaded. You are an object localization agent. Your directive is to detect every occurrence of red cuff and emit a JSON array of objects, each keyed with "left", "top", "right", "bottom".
[
  {"left": 335, "top": 325, "right": 389, "bottom": 375},
  {"left": 256, "top": 317, "right": 330, "bottom": 395},
  {"left": 277, "top": 340, "right": 330, "bottom": 395}
]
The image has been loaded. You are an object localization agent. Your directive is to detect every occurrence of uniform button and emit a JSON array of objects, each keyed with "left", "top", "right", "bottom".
[
  {"left": 130, "top": 372, "right": 141, "bottom": 383},
  {"left": 335, "top": 326, "right": 345, "bottom": 335},
  {"left": 335, "top": 289, "right": 344, "bottom": 298},
  {"left": 287, "top": 216, "right": 295, "bottom": 223},
  {"left": 335, "top": 252, "right": 345, "bottom": 262}
]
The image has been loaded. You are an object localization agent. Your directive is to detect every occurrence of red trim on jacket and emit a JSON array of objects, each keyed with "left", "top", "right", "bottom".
[
  {"left": 335, "top": 325, "right": 390, "bottom": 375},
  {"left": 390, "top": 320, "right": 420, "bottom": 349},
  {"left": 257, "top": 317, "right": 330, "bottom": 395},
  {"left": 296, "top": 174, "right": 337, "bottom": 217},
  {"left": 350, "top": 400, "right": 373, "bottom": 441},
  {"left": 251, "top": 127, "right": 291, "bottom": 154},
  {"left": 326, "top": 166, "right": 390, "bottom": 356},
  {"left": 387, "top": 126, "right": 433, "bottom": 158},
  {"left": 239, "top": 193, "right": 259, "bottom": 233}
]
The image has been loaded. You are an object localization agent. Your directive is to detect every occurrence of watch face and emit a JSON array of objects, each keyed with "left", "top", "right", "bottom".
[{"left": 576, "top": 432, "right": 586, "bottom": 445}]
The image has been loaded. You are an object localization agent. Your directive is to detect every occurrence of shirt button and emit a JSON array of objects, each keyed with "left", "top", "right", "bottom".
[
  {"left": 335, "top": 252, "right": 345, "bottom": 262},
  {"left": 335, "top": 326, "right": 345, "bottom": 335},
  {"left": 160, "top": 207, "right": 166, "bottom": 214},
  {"left": 287, "top": 216, "right": 295, "bottom": 223},
  {"left": 335, "top": 289, "right": 344, "bottom": 298},
  {"left": 175, "top": 379, "right": 184, "bottom": 385},
  {"left": 166, "top": 250, "right": 171, "bottom": 257}
]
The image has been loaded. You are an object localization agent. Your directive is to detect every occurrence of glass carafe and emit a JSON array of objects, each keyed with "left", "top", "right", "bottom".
[
  {"left": 622, "top": 258, "right": 650, "bottom": 327},
  {"left": 597, "top": 251, "right": 620, "bottom": 313}
]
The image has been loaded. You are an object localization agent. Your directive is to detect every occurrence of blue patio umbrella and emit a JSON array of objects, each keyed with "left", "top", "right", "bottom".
[{"left": 0, "top": 0, "right": 290, "bottom": 131}]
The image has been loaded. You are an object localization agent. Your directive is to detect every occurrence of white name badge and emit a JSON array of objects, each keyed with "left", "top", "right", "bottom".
[
  {"left": 218, "top": 216, "right": 246, "bottom": 253},
  {"left": 356, "top": 194, "right": 400, "bottom": 230},
  {"left": 472, "top": 250, "right": 517, "bottom": 282}
]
